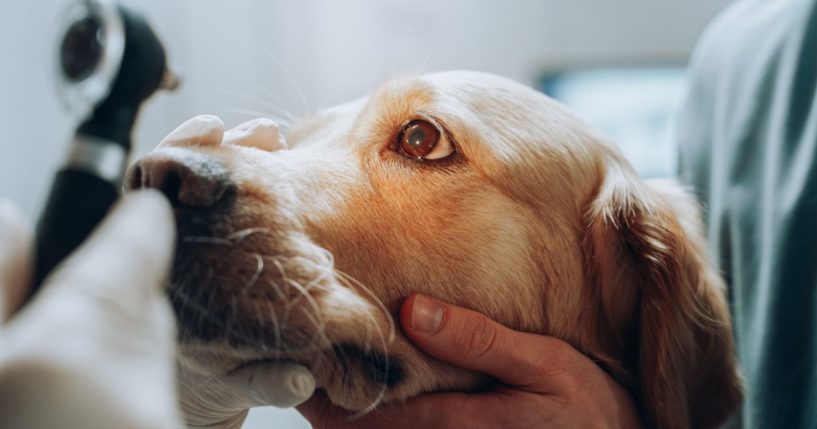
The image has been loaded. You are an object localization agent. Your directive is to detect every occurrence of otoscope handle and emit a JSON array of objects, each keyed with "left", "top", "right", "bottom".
[
  {"left": 29, "top": 136, "right": 126, "bottom": 296},
  {"left": 32, "top": 170, "right": 118, "bottom": 290}
]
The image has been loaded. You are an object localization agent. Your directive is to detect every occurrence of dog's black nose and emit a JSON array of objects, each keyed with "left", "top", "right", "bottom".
[{"left": 126, "top": 149, "right": 233, "bottom": 208}]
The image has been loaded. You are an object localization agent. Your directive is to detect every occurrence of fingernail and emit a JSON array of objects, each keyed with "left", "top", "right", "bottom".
[
  {"left": 411, "top": 294, "right": 445, "bottom": 333},
  {"left": 288, "top": 371, "right": 316, "bottom": 399}
]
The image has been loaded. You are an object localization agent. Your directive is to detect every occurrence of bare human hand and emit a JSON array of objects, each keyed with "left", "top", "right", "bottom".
[{"left": 299, "top": 293, "right": 643, "bottom": 429}]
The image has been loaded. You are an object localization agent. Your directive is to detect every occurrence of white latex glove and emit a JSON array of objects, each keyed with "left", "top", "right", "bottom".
[
  {"left": 0, "top": 191, "right": 181, "bottom": 429},
  {"left": 178, "top": 362, "right": 315, "bottom": 429},
  {"left": 160, "top": 114, "right": 314, "bottom": 429}
]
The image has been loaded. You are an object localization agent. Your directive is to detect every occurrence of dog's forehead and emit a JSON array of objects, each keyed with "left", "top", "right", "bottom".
[
  {"left": 372, "top": 71, "right": 538, "bottom": 109},
  {"left": 287, "top": 96, "right": 369, "bottom": 147}
]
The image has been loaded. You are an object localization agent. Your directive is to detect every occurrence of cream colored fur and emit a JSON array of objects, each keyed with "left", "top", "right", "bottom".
[{"left": 144, "top": 71, "right": 742, "bottom": 428}]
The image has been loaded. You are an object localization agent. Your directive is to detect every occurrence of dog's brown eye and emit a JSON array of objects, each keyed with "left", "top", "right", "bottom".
[{"left": 396, "top": 120, "right": 453, "bottom": 160}]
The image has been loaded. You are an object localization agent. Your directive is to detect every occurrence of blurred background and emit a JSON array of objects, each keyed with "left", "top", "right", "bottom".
[{"left": 0, "top": 0, "right": 731, "bottom": 427}]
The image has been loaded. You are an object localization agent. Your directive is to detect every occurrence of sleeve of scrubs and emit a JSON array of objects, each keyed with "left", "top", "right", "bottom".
[{"left": 678, "top": 0, "right": 817, "bottom": 427}]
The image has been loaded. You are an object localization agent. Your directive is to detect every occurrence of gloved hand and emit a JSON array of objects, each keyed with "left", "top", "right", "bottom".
[
  {"left": 0, "top": 192, "right": 181, "bottom": 429},
  {"left": 0, "top": 184, "right": 313, "bottom": 429},
  {"left": 178, "top": 361, "right": 315, "bottom": 429},
  {"left": 160, "top": 114, "right": 314, "bottom": 429}
]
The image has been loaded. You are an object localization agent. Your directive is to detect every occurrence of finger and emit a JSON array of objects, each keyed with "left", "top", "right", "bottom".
[
  {"left": 0, "top": 199, "right": 32, "bottom": 322},
  {"left": 159, "top": 114, "right": 224, "bottom": 148},
  {"left": 223, "top": 117, "right": 287, "bottom": 151},
  {"left": 223, "top": 361, "right": 315, "bottom": 409},
  {"left": 42, "top": 190, "right": 175, "bottom": 299},
  {"left": 400, "top": 293, "right": 573, "bottom": 388},
  {"left": 180, "top": 363, "right": 314, "bottom": 429}
]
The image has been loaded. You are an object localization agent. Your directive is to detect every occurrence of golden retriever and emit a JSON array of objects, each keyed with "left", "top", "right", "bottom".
[{"left": 127, "top": 71, "right": 742, "bottom": 429}]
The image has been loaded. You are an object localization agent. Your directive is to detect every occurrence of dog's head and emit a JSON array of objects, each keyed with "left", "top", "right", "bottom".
[{"left": 128, "top": 71, "right": 741, "bottom": 428}]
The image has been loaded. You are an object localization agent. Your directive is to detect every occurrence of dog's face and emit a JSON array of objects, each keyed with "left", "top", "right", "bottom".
[{"left": 129, "top": 71, "right": 741, "bottom": 428}]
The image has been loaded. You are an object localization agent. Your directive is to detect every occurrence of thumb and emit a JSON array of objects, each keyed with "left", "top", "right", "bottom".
[
  {"left": 400, "top": 293, "right": 568, "bottom": 388},
  {"left": 220, "top": 362, "right": 315, "bottom": 409},
  {"left": 14, "top": 190, "right": 178, "bottom": 355},
  {"left": 41, "top": 190, "right": 175, "bottom": 300},
  {"left": 180, "top": 362, "right": 314, "bottom": 429}
]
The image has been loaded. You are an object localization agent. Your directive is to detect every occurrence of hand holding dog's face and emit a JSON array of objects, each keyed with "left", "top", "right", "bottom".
[
  {"left": 128, "top": 71, "right": 742, "bottom": 429},
  {"left": 299, "top": 293, "right": 644, "bottom": 428}
]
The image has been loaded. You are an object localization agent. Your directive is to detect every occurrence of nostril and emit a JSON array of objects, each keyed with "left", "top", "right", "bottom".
[
  {"left": 127, "top": 164, "right": 144, "bottom": 191},
  {"left": 159, "top": 169, "right": 183, "bottom": 207}
]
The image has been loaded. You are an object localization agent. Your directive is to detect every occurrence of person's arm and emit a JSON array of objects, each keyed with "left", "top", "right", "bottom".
[{"left": 299, "top": 293, "right": 642, "bottom": 429}]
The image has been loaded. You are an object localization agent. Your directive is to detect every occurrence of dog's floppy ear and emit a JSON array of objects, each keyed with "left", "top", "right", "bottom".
[{"left": 584, "top": 164, "right": 743, "bottom": 429}]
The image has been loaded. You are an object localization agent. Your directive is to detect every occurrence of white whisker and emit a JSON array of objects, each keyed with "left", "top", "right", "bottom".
[
  {"left": 268, "top": 258, "right": 292, "bottom": 308},
  {"left": 254, "top": 42, "right": 310, "bottom": 116},
  {"left": 285, "top": 278, "right": 325, "bottom": 328},
  {"left": 241, "top": 253, "right": 264, "bottom": 294},
  {"left": 298, "top": 306, "right": 330, "bottom": 348},
  {"left": 334, "top": 269, "right": 396, "bottom": 343},
  {"left": 267, "top": 278, "right": 287, "bottom": 303},
  {"left": 201, "top": 89, "right": 297, "bottom": 122},
  {"left": 249, "top": 84, "right": 297, "bottom": 120},
  {"left": 221, "top": 107, "right": 292, "bottom": 127},
  {"left": 347, "top": 301, "right": 391, "bottom": 421},
  {"left": 419, "top": 39, "right": 437, "bottom": 73},
  {"left": 252, "top": 302, "right": 270, "bottom": 352},
  {"left": 227, "top": 227, "right": 271, "bottom": 241}
]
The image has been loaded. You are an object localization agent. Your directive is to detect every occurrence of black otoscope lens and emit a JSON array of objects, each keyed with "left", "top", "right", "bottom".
[{"left": 60, "top": 14, "right": 104, "bottom": 82}]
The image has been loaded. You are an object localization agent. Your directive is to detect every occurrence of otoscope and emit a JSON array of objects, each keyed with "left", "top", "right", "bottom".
[{"left": 28, "top": 0, "right": 179, "bottom": 300}]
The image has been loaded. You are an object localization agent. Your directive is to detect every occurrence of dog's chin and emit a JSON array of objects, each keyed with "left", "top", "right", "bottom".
[{"left": 169, "top": 268, "right": 411, "bottom": 411}]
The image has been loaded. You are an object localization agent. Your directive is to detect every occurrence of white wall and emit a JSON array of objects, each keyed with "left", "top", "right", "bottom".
[
  {"left": 0, "top": 0, "right": 732, "bottom": 427},
  {"left": 1, "top": 0, "right": 731, "bottom": 216}
]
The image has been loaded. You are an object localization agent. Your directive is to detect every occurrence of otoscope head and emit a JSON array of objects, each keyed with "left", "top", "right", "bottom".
[
  {"left": 58, "top": 0, "right": 179, "bottom": 148},
  {"left": 25, "top": 1, "right": 180, "bottom": 300}
]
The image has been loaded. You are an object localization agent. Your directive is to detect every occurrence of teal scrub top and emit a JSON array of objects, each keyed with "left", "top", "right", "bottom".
[{"left": 678, "top": 0, "right": 817, "bottom": 427}]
